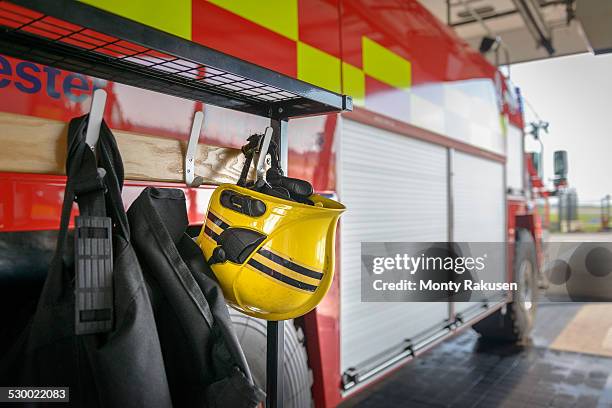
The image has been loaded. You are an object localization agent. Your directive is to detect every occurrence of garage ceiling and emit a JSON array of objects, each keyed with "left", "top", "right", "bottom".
[{"left": 418, "top": 0, "right": 595, "bottom": 65}]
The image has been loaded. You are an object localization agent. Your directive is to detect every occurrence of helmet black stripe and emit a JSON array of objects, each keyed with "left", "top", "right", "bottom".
[
  {"left": 257, "top": 249, "right": 323, "bottom": 280},
  {"left": 247, "top": 258, "right": 317, "bottom": 292},
  {"left": 203, "top": 225, "right": 219, "bottom": 241},
  {"left": 207, "top": 211, "right": 230, "bottom": 230}
]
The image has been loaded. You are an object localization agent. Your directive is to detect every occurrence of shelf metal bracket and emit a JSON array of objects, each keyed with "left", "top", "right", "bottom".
[{"left": 266, "top": 116, "right": 288, "bottom": 408}]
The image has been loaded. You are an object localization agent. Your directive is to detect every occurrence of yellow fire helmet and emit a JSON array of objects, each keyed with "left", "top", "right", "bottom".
[{"left": 196, "top": 129, "right": 345, "bottom": 320}]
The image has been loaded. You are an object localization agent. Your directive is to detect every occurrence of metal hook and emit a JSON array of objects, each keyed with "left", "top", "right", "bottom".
[
  {"left": 185, "top": 111, "right": 205, "bottom": 187},
  {"left": 85, "top": 88, "right": 107, "bottom": 154}
]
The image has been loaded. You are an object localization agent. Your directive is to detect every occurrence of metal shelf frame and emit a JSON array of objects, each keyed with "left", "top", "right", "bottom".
[
  {"left": 0, "top": 2, "right": 353, "bottom": 408},
  {"left": 0, "top": 0, "right": 351, "bottom": 119}
]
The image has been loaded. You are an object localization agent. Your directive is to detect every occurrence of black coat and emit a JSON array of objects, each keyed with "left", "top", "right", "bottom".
[
  {"left": 127, "top": 187, "right": 264, "bottom": 407},
  {"left": 0, "top": 115, "right": 173, "bottom": 407}
]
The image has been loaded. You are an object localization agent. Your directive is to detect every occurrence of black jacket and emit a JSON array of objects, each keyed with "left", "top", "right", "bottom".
[
  {"left": 0, "top": 115, "right": 172, "bottom": 407},
  {"left": 127, "top": 187, "right": 264, "bottom": 407}
]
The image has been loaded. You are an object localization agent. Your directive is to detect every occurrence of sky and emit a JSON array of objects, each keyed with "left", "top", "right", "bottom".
[{"left": 511, "top": 52, "right": 612, "bottom": 204}]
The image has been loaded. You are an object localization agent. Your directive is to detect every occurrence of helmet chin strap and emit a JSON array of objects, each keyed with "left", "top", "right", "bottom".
[
  {"left": 237, "top": 128, "right": 277, "bottom": 188},
  {"left": 236, "top": 129, "right": 314, "bottom": 205}
]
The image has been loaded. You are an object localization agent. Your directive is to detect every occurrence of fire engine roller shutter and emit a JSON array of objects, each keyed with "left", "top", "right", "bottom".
[
  {"left": 339, "top": 119, "right": 450, "bottom": 374},
  {"left": 451, "top": 151, "right": 506, "bottom": 315}
]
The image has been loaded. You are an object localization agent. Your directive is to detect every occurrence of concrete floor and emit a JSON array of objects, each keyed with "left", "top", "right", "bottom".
[{"left": 341, "top": 304, "right": 612, "bottom": 408}]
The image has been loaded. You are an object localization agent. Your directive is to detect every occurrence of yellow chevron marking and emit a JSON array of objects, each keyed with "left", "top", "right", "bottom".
[
  {"left": 297, "top": 42, "right": 341, "bottom": 94},
  {"left": 362, "top": 36, "right": 411, "bottom": 90},
  {"left": 342, "top": 62, "right": 365, "bottom": 106},
  {"left": 198, "top": 231, "right": 216, "bottom": 247},
  {"left": 550, "top": 304, "right": 612, "bottom": 357},
  {"left": 252, "top": 253, "right": 321, "bottom": 287},
  {"left": 207, "top": 0, "right": 298, "bottom": 41},
  {"left": 79, "top": 0, "right": 191, "bottom": 39}
]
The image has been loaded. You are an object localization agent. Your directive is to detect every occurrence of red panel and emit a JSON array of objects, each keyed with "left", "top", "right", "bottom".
[
  {"left": 287, "top": 114, "right": 337, "bottom": 192},
  {"left": 0, "top": 53, "right": 200, "bottom": 139},
  {"left": 340, "top": 0, "right": 496, "bottom": 84},
  {"left": 338, "top": 0, "right": 363, "bottom": 69},
  {"left": 298, "top": 0, "right": 341, "bottom": 58},
  {"left": 0, "top": 52, "right": 281, "bottom": 153},
  {"left": 0, "top": 173, "right": 69, "bottom": 232},
  {"left": 191, "top": 1, "right": 297, "bottom": 78},
  {"left": 507, "top": 108, "right": 524, "bottom": 129},
  {"left": 338, "top": 0, "right": 523, "bottom": 157},
  {"left": 0, "top": 173, "right": 213, "bottom": 232},
  {"left": 304, "top": 224, "right": 343, "bottom": 408},
  {"left": 312, "top": 114, "right": 338, "bottom": 191}
]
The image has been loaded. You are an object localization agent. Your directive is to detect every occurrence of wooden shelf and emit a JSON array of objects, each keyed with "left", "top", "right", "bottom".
[{"left": 0, "top": 112, "right": 251, "bottom": 185}]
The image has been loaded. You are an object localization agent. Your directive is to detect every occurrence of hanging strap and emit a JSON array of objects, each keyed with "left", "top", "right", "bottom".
[
  {"left": 38, "top": 115, "right": 127, "bottom": 334},
  {"left": 237, "top": 134, "right": 260, "bottom": 187}
]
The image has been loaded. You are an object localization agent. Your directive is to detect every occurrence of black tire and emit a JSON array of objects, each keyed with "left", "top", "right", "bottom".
[
  {"left": 229, "top": 308, "right": 313, "bottom": 408},
  {"left": 473, "top": 229, "right": 539, "bottom": 342}
]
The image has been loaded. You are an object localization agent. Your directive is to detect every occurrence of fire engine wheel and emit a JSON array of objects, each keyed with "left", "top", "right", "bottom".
[
  {"left": 473, "top": 229, "right": 539, "bottom": 343},
  {"left": 229, "top": 308, "right": 313, "bottom": 408}
]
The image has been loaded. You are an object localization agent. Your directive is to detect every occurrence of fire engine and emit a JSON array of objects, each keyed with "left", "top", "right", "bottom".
[{"left": 0, "top": 1, "right": 557, "bottom": 407}]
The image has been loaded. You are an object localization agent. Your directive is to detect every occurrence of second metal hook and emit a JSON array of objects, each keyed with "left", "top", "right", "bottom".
[{"left": 185, "top": 110, "right": 205, "bottom": 187}]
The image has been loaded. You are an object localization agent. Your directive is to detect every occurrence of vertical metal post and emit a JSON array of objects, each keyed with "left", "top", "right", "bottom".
[
  {"left": 266, "top": 321, "right": 284, "bottom": 408},
  {"left": 267, "top": 117, "right": 288, "bottom": 408},
  {"left": 271, "top": 118, "right": 289, "bottom": 172}
]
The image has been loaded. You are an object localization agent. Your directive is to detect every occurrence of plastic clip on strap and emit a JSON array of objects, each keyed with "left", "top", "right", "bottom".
[
  {"left": 73, "top": 103, "right": 114, "bottom": 335},
  {"left": 74, "top": 214, "right": 113, "bottom": 335}
]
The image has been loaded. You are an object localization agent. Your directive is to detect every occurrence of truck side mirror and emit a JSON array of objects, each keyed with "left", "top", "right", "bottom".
[
  {"left": 553, "top": 150, "right": 568, "bottom": 186},
  {"left": 529, "top": 152, "right": 542, "bottom": 179}
]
